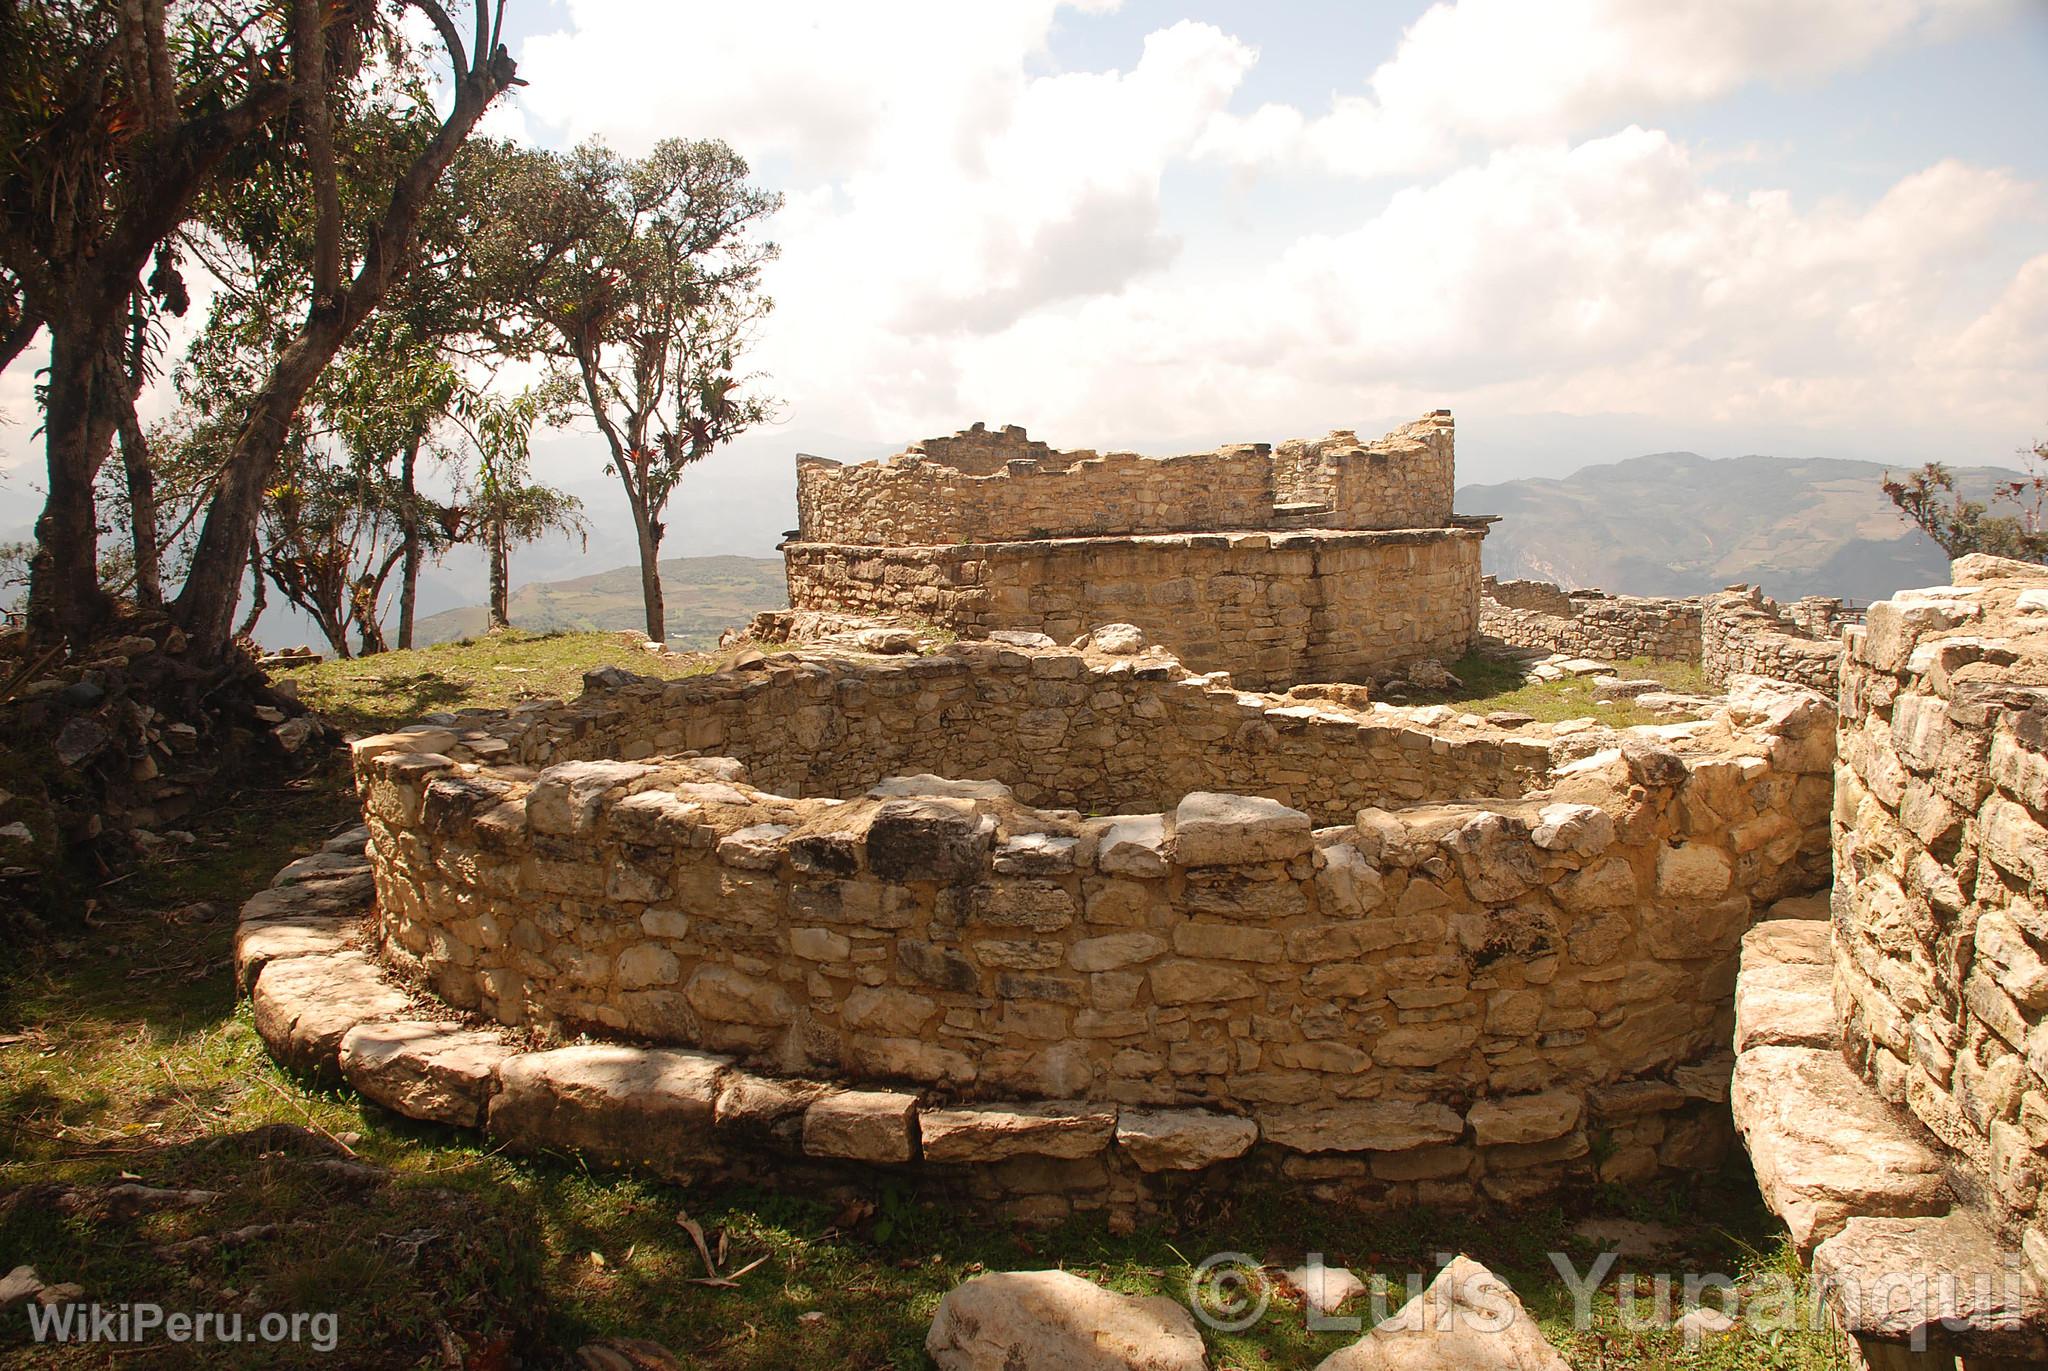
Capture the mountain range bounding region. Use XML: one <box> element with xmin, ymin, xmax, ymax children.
<box><xmin>410</xmin><ymin>554</ymin><xmax>787</xmax><ymax>649</ymax></box>
<box><xmin>1456</xmin><ymin>451</ymin><xmax>2019</xmax><ymax>603</ymax></box>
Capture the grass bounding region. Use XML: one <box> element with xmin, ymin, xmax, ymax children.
<box><xmin>0</xmin><ymin>634</ymin><xmax>1848</xmax><ymax>1369</ymax></box>
<box><xmin>270</xmin><ymin>629</ymin><xmax>730</xmax><ymax>734</ymax></box>
<box><xmin>1392</xmin><ymin>654</ymin><xmax>1713</xmax><ymax>729</ymax></box>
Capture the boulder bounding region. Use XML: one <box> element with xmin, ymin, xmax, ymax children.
<box><xmin>1314</xmin><ymin>1255</ymin><xmax>1570</xmax><ymax>1371</ymax></box>
<box><xmin>1115</xmin><ymin>1110</ymin><xmax>1259</xmax><ymax>1172</ymax></box>
<box><xmin>927</xmin><ymin>1269</ymin><xmax>1207</xmax><ymax>1371</ymax></box>
<box><xmin>338</xmin><ymin>1021</ymin><xmax>517</xmax><ymax>1128</ymax></box>
<box><xmin>487</xmin><ymin>1045</ymin><xmax>728</xmax><ymax>1175</ymax></box>
<box><xmin>250</xmin><ymin>950</ymin><xmax>412</xmax><ymax>1081</ymax></box>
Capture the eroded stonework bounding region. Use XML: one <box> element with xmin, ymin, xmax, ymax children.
<box><xmin>782</xmin><ymin>413</ymin><xmax>1487</xmax><ymax>688</ymax></box>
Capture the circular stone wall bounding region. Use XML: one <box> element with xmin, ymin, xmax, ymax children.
<box><xmin>341</xmin><ymin>638</ymin><xmax>1839</xmax><ymax>1209</ymax></box>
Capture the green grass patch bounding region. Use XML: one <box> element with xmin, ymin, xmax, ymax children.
<box><xmin>1392</xmin><ymin>653</ymin><xmax>1711</xmax><ymax>727</ymax></box>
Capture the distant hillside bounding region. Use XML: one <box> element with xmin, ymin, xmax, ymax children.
<box><xmin>1458</xmin><ymin>452</ymin><xmax>2027</xmax><ymax>603</ymax></box>
<box><xmin>414</xmin><ymin>555</ymin><xmax>786</xmax><ymax>649</ymax></box>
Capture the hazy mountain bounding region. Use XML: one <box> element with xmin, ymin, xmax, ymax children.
<box><xmin>412</xmin><ymin>555</ymin><xmax>787</xmax><ymax>649</ymax></box>
<box><xmin>1457</xmin><ymin>452</ymin><xmax>2026</xmax><ymax>603</ymax></box>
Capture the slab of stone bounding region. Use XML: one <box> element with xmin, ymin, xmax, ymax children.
<box><xmin>1097</xmin><ymin>815</ymin><xmax>1169</xmax><ymax>876</ymax></box>
<box><xmin>868</xmin><ymin>775</ymin><xmax>1015</xmax><ymax>802</ymax></box>
<box><xmin>1766</xmin><ymin>892</ymin><xmax>1831</xmax><ymax>921</ymax></box>
<box><xmin>1741</xmin><ymin>917</ymin><xmax>1831</xmax><ymax>967</ymax></box>
<box><xmin>1313</xmin><ymin>1255</ymin><xmax>1571</xmax><ymax>1371</ymax></box>
<box><xmin>1170</xmin><ymin>791</ymin><xmax>1312</xmax><ymax>867</ymax></box>
<box><xmin>1286</xmin><ymin>1263</ymin><xmax>1367</xmax><ymax>1317</ymax></box>
<box><xmin>927</xmin><ymin>1269</ymin><xmax>1206</xmax><ymax>1371</ymax></box>
<box><xmin>337</xmin><ymin>1021</ymin><xmax>517</xmax><ymax>1128</ymax></box>
<box><xmin>1467</xmin><ymin>1091</ymin><xmax>1582</xmax><ymax>1146</ymax></box>
<box><xmin>238</xmin><ymin>871</ymin><xmax>375</xmax><ymax>922</ymax></box>
<box><xmin>712</xmin><ymin>1071</ymin><xmax>823</xmax><ymax>1153</ymax></box>
<box><xmin>919</xmin><ymin>1103</ymin><xmax>1117</xmax><ymax>1163</ymax></box>
<box><xmin>1262</xmin><ymin>1100</ymin><xmax>1464</xmax><ymax>1154</ymax></box>
<box><xmin>250</xmin><ymin>950</ymin><xmax>412</xmax><ymax>1081</ymax></box>
<box><xmin>487</xmin><ymin>1045</ymin><xmax>728</xmax><ymax>1174</ymax></box>
<box><xmin>1593</xmin><ymin>677</ymin><xmax>1663</xmax><ymax>700</ymax></box>
<box><xmin>1115</xmin><ymin>1109</ymin><xmax>1259</xmax><ymax>1172</ymax></box>
<box><xmin>234</xmin><ymin>914</ymin><xmax>356</xmax><ymax>991</ymax></box>
<box><xmin>1734</xmin><ymin>961</ymin><xmax>1837</xmax><ymax>1053</ymax></box>
<box><xmin>1558</xmin><ymin>658</ymin><xmax>1618</xmax><ymax>677</ymax></box>
<box><xmin>271</xmin><ymin>850</ymin><xmax>371</xmax><ymax>887</ymax></box>
<box><xmin>1731</xmin><ymin>1045</ymin><xmax>1951</xmax><ymax>1252</ymax></box>
<box><xmin>802</xmin><ymin>1090</ymin><xmax>919</xmax><ymax>1163</ymax></box>
<box><xmin>1813</xmin><ymin>1212</ymin><xmax>2048</xmax><ymax>1359</ymax></box>
<box><xmin>864</xmin><ymin>799</ymin><xmax>996</xmax><ymax>882</ymax></box>
<box><xmin>715</xmin><ymin>822</ymin><xmax>791</xmax><ymax>870</ymax></box>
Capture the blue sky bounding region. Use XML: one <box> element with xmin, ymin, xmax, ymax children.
<box><xmin>3</xmin><ymin>0</ymin><xmax>2044</xmax><ymax>628</ymax></box>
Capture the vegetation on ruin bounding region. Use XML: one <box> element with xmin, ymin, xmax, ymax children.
<box><xmin>0</xmin><ymin>634</ymin><xmax>1849</xmax><ymax>1369</ymax></box>
<box><xmin>1397</xmin><ymin>653</ymin><xmax>1710</xmax><ymax>727</ymax></box>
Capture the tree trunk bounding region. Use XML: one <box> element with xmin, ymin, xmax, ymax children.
<box><xmin>173</xmin><ymin>327</ymin><xmax>339</xmax><ymax>654</ymax></box>
<box><xmin>26</xmin><ymin>325</ymin><xmax>119</xmax><ymax>643</ymax></box>
<box><xmin>237</xmin><ymin>535</ymin><xmax>266</xmax><ymax>640</ymax></box>
<box><xmin>396</xmin><ymin>437</ymin><xmax>422</xmax><ymax>649</ymax></box>
<box><xmin>634</xmin><ymin>514</ymin><xmax>665</xmax><ymax>643</ymax></box>
<box><xmin>119</xmin><ymin>309</ymin><xmax>162</xmax><ymax>609</ymax></box>
<box><xmin>487</xmin><ymin>516</ymin><xmax>509</xmax><ymax>631</ymax></box>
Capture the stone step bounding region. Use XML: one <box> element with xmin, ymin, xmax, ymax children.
<box><xmin>1813</xmin><ymin>1211</ymin><xmax>2048</xmax><ymax>1364</ymax></box>
<box><xmin>1731</xmin><ymin>1045</ymin><xmax>1951</xmax><ymax>1253</ymax></box>
<box><xmin>1735</xmin><ymin>918</ymin><xmax>1838</xmax><ymax>1055</ymax></box>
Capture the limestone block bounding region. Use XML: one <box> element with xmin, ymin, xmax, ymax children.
<box><xmin>926</xmin><ymin>1269</ymin><xmax>1206</xmax><ymax>1371</ymax></box>
<box><xmin>234</xmin><ymin>914</ymin><xmax>355</xmax><ymax>992</ymax></box>
<box><xmin>683</xmin><ymin>965</ymin><xmax>792</xmax><ymax>1026</ymax></box>
<box><xmin>803</xmin><ymin>1089</ymin><xmax>919</xmax><ymax>1162</ymax></box>
<box><xmin>526</xmin><ymin>760</ymin><xmax>654</xmax><ymax>835</ymax></box>
<box><xmin>1068</xmin><ymin>933</ymin><xmax>1168</xmax><ymax>972</ymax></box>
<box><xmin>1097</xmin><ymin>815</ymin><xmax>1170</xmax><ymax>876</ymax></box>
<box><xmin>843</xmin><ymin>986</ymin><xmax>939</xmax><ymax>1035</ymax></box>
<box><xmin>1730</xmin><ymin>1045</ymin><xmax>1950</xmax><ymax>1252</ymax></box>
<box><xmin>1655</xmin><ymin>844</ymin><xmax>1733</xmax><ymax>899</ymax></box>
<box><xmin>1262</xmin><ymin>1100</ymin><xmax>1464</xmax><ymax>1153</ymax></box>
<box><xmin>251</xmin><ymin>949</ymin><xmax>413</xmax><ymax>1081</ymax></box>
<box><xmin>1148</xmin><ymin>960</ymin><xmax>1258</xmax><ymax>1004</ymax></box>
<box><xmin>488</xmin><ymin>1044</ymin><xmax>728</xmax><ymax>1173</ymax></box>
<box><xmin>1812</xmin><ymin>1212</ymin><xmax>2048</xmax><ymax>1361</ymax></box>
<box><xmin>338</xmin><ymin>1021</ymin><xmax>515</xmax><ymax>1128</ymax></box>
<box><xmin>919</xmin><ymin>1103</ymin><xmax>1117</xmax><ymax>1163</ymax></box>
<box><xmin>717</xmin><ymin>823</ymin><xmax>791</xmax><ymax>870</ymax></box>
<box><xmin>1114</xmin><ymin>1109</ymin><xmax>1259</xmax><ymax>1171</ymax></box>
<box><xmin>712</xmin><ymin>1072</ymin><xmax>823</xmax><ymax>1152</ymax></box>
<box><xmin>1734</xmin><ymin>962</ymin><xmax>1837</xmax><ymax>1053</ymax></box>
<box><xmin>1170</xmin><ymin>792</ymin><xmax>1312</xmax><ymax>866</ymax></box>
<box><xmin>866</xmin><ymin>798</ymin><xmax>996</xmax><ymax>882</ymax></box>
<box><xmin>1466</xmin><ymin>1091</ymin><xmax>1582</xmax><ymax>1146</ymax></box>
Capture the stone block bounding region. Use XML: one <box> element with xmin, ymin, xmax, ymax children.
<box><xmin>1170</xmin><ymin>792</ymin><xmax>1312</xmax><ymax>866</ymax></box>
<box><xmin>488</xmin><ymin>1045</ymin><xmax>728</xmax><ymax>1173</ymax></box>
<box><xmin>920</xmin><ymin>1103</ymin><xmax>1117</xmax><ymax>1163</ymax></box>
<box><xmin>338</xmin><ymin>1021</ymin><xmax>515</xmax><ymax>1128</ymax></box>
<box><xmin>803</xmin><ymin>1090</ymin><xmax>919</xmax><ymax>1162</ymax></box>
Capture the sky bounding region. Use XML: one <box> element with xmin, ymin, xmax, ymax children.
<box><xmin>3</xmin><ymin>0</ymin><xmax>2045</xmax><ymax>632</ymax></box>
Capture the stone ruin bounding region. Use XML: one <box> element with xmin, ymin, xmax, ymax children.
<box><xmin>233</xmin><ymin>412</ymin><xmax>2048</xmax><ymax>1366</ymax></box>
<box><xmin>782</xmin><ymin>412</ymin><xmax>1490</xmax><ymax>690</ymax></box>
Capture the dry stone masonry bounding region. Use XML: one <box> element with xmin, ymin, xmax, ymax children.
<box><xmin>783</xmin><ymin>413</ymin><xmax>1489</xmax><ymax>689</ymax></box>
<box><xmin>268</xmin><ymin>625</ymin><xmax>1843</xmax><ymax>1220</ymax></box>
<box><xmin>1481</xmin><ymin>578</ymin><xmax>1848</xmax><ymax>694</ymax></box>
<box><xmin>1728</xmin><ymin>554</ymin><xmax>2048</xmax><ymax>1367</ymax></box>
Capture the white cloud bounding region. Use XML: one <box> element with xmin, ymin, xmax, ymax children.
<box><xmin>1197</xmin><ymin>0</ymin><xmax>2009</xmax><ymax>179</ymax></box>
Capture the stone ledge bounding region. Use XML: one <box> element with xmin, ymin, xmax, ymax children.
<box><xmin>1814</xmin><ymin>1212</ymin><xmax>2048</xmax><ymax>1361</ymax></box>
<box><xmin>1731</xmin><ymin>1045</ymin><xmax>1950</xmax><ymax>1253</ymax></box>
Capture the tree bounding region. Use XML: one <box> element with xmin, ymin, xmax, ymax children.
<box><xmin>455</xmin><ymin>385</ymin><xmax>585</xmax><ymax>631</ymax></box>
<box><xmin>1882</xmin><ymin>441</ymin><xmax>2048</xmax><ymax>564</ymax></box>
<box><xmin>504</xmin><ymin>139</ymin><xmax>780</xmax><ymax>643</ymax></box>
<box><xmin>1</xmin><ymin>0</ymin><xmax>518</xmax><ymax>657</ymax></box>
<box><xmin>1</xmin><ymin>0</ymin><xmax>296</xmax><ymax>643</ymax></box>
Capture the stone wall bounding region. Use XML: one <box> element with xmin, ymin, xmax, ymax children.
<box><xmin>351</xmin><ymin>640</ymin><xmax>1835</xmax><ymax>1206</ymax></box>
<box><xmin>786</xmin><ymin>528</ymin><xmax>1487</xmax><ymax>691</ymax></box>
<box><xmin>1832</xmin><ymin>555</ymin><xmax>2048</xmax><ymax>1276</ymax></box>
<box><xmin>794</xmin><ymin>415</ymin><xmax>1457</xmax><ymax>547</ymax></box>
<box><xmin>1479</xmin><ymin>582</ymin><xmax>1703</xmax><ymax>663</ymax></box>
<box><xmin>1701</xmin><ymin>588</ymin><xmax>1842</xmax><ymax>693</ymax></box>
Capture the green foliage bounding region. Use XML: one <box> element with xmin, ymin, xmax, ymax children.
<box><xmin>1882</xmin><ymin>444</ymin><xmax>2048</xmax><ymax>563</ymax></box>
